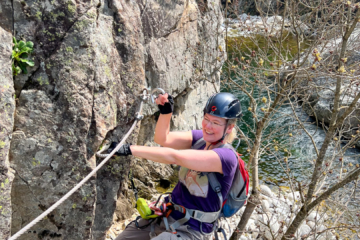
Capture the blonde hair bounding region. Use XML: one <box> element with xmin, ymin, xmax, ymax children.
<box><xmin>225</xmin><ymin>119</ymin><xmax>237</xmax><ymax>144</ymax></box>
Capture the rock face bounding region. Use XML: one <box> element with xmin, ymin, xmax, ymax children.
<box><xmin>0</xmin><ymin>2</ymin><xmax>15</xmax><ymax>239</ymax></box>
<box><xmin>1</xmin><ymin>0</ymin><xmax>225</xmax><ymax>239</ymax></box>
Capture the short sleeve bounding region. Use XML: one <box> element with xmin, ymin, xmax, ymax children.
<box><xmin>191</xmin><ymin>130</ymin><xmax>203</xmax><ymax>146</ymax></box>
<box><xmin>212</xmin><ymin>148</ymin><xmax>238</xmax><ymax>177</ymax></box>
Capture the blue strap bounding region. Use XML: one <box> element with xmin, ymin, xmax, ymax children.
<box><xmin>216</xmin><ymin>227</ymin><xmax>227</xmax><ymax>240</ymax></box>
<box><xmin>163</xmin><ymin>216</ymin><xmax>170</xmax><ymax>231</ymax></box>
<box><xmin>149</xmin><ymin>219</ymin><xmax>157</xmax><ymax>239</ymax></box>
<box><xmin>205</xmin><ymin>172</ymin><xmax>223</xmax><ymax>211</ymax></box>
<box><xmin>169</xmin><ymin>196</ymin><xmax>221</xmax><ymax>223</ymax></box>
<box><xmin>191</xmin><ymin>137</ymin><xmax>206</xmax><ymax>149</ymax></box>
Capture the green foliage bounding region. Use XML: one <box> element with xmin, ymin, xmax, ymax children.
<box><xmin>12</xmin><ymin>37</ymin><xmax>34</xmax><ymax>76</ymax></box>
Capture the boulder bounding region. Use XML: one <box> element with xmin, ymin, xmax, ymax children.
<box><xmin>286</xmin><ymin>191</ymin><xmax>301</xmax><ymax>203</ymax></box>
<box><xmin>296</xmin><ymin>224</ymin><xmax>311</xmax><ymax>238</ymax></box>
<box><xmin>246</xmin><ymin>219</ymin><xmax>256</xmax><ymax>231</ymax></box>
<box><xmin>260</xmin><ymin>184</ymin><xmax>274</xmax><ymax>197</ymax></box>
<box><xmin>303</xmin><ymin>52</ymin><xmax>360</xmax><ymax>149</ymax></box>
<box><xmin>307</xmin><ymin>220</ymin><xmax>315</xmax><ymax>229</ymax></box>
<box><xmin>270</xmin><ymin>218</ymin><xmax>280</xmax><ymax>233</ymax></box>
<box><xmin>261</xmin><ymin>199</ymin><xmax>271</xmax><ymax>213</ymax></box>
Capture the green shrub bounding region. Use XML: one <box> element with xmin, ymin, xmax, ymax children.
<box><xmin>12</xmin><ymin>37</ymin><xmax>34</xmax><ymax>76</ymax></box>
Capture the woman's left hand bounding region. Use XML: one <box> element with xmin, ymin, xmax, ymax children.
<box><xmin>107</xmin><ymin>143</ymin><xmax>133</xmax><ymax>156</ymax></box>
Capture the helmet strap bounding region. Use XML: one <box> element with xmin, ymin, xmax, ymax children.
<box><xmin>210</xmin><ymin>120</ymin><xmax>229</xmax><ymax>146</ymax></box>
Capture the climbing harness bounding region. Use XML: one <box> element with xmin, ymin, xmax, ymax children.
<box><xmin>9</xmin><ymin>87</ymin><xmax>165</xmax><ymax>240</ymax></box>
<box><xmin>139</xmin><ymin>139</ymin><xmax>249</xmax><ymax>239</ymax></box>
<box><xmin>130</xmin><ymin>138</ymin><xmax>248</xmax><ymax>239</ymax></box>
<box><xmin>123</xmin><ymin>193</ymin><xmax>178</xmax><ymax>239</ymax></box>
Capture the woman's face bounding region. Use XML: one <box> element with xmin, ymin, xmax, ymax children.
<box><xmin>202</xmin><ymin>113</ymin><xmax>230</xmax><ymax>143</ymax></box>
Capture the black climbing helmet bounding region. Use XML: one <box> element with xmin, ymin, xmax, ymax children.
<box><xmin>203</xmin><ymin>92</ymin><xmax>242</xmax><ymax>119</ymax></box>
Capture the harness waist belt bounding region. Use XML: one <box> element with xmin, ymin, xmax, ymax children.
<box><xmin>170</xmin><ymin>200</ymin><xmax>221</xmax><ymax>223</ymax></box>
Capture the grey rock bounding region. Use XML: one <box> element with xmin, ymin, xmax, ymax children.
<box><xmin>0</xmin><ymin>21</ymin><xmax>15</xmax><ymax>240</ymax></box>
<box><xmin>223</xmin><ymin>0</ymin><xmax>280</xmax><ymax>16</ymax></box>
<box><xmin>260</xmin><ymin>184</ymin><xmax>274</xmax><ymax>197</ymax></box>
<box><xmin>303</xmin><ymin>78</ymin><xmax>360</xmax><ymax>148</ymax></box>
<box><xmin>113</xmin><ymin>193</ymin><xmax>135</xmax><ymax>222</ymax></box>
<box><xmin>296</xmin><ymin>224</ymin><xmax>311</xmax><ymax>238</ymax></box>
<box><xmin>0</xmin><ymin>0</ymin><xmax>13</xmax><ymax>32</ymax></box>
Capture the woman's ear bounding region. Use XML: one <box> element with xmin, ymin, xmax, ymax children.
<box><xmin>226</xmin><ymin>124</ymin><xmax>235</xmax><ymax>134</ymax></box>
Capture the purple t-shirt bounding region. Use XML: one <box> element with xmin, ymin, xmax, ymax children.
<box><xmin>167</xmin><ymin>130</ymin><xmax>238</xmax><ymax>233</ymax></box>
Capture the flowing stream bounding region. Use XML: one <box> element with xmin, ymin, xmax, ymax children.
<box><xmin>223</xmin><ymin>20</ymin><xmax>360</xmax><ymax>187</ymax></box>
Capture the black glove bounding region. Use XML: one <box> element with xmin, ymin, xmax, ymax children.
<box><xmin>157</xmin><ymin>94</ymin><xmax>174</xmax><ymax>115</ymax></box>
<box><xmin>107</xmin><ymin>142</ymin><xmax>132</xmax><ymax>156</ymax></box>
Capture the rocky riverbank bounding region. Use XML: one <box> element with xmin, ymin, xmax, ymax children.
<box><xmin>105</xmin><ymin>185</ymin><xmax>335</xmax><ymax>240</ymax></box>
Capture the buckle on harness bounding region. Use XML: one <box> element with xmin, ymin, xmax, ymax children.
<box><xmin>164</xmin><ymin>203</ymin><xmax>173</xmax><ymax>217</ymax></box>
<box><xmin>169</xmin><ymin>225</ymin><xmax>177</xmax><ymax>234</ymax></box>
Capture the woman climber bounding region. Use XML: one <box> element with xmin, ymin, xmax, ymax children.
<box><xmin>113</xmin><ymin>92</ymin><xmax>243</xmax><ymax>240</ymax></box>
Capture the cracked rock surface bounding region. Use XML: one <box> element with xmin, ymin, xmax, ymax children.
<box><xmin>1</xmin><ymin>0</ymin><xmax>225</xmax><ymax>239</ymax></box>
<box><xmin>0</xmin><ymin>4</ymin><xmax>15</xmax><ymax>239</ymax></box>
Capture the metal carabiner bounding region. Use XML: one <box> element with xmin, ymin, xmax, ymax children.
<box><xmin>150</xmin><ymin>88</ymin><xmax>166</xmax><ymax>104</ymax></box>
<box><xmin>140</xmin><ymin>88</ymin><xmax>150</xmax><ymax>101</ymax></box>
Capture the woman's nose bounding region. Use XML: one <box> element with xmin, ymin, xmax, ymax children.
<box><xmin>205</xmin><ymin>121</ymin><xmax>213</xmax><ymax>128</ymax></box>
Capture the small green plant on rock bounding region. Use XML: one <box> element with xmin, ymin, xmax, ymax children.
<box><xmin>12</xmin><ymin>37</ymin><xmax>34</xmax><ymax>76</ymax></box>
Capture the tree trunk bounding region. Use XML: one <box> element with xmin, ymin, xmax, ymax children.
<box><xmin>281</xmin><ymin>207</ymin><xmax>308</xmax><ymax>240</ymax></box>
<box><xmin>230</xmin><ymin>191</ymin><xmax>261</xmax><ymax>240</ymax></box>
<box><xmin>231</xmin><ymin>124</ymin><xmax>263</xmax><ymax>239</ymax></box>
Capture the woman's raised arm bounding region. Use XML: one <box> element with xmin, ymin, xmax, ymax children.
<box><xmin>153</xmin><ymin>94</ymin><xmax>193</xmax><ymax>150</ymax></box>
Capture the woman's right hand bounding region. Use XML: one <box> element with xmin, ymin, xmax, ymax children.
<box><xmin>154</xmin><ymin>93</ymin><xmax>192</xmax><ymax>149</ymax></box>
<box><xmin>155</xmin><ymin>93</ymin><xmax>169</xmax><ymax>106</ymax></box>
<box><xmin>156</xmin><ymin>93</ymin><xmax>174</xmax><ymax>114</ymax></box>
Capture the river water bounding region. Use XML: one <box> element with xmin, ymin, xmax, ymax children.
<box><xmin>231</xmin><ymin>91</ymin><xmax>360</xmax><ymax>186</ymax></box>
<box><xmin>223</xmin><ymin>17</ymin><xmax>360</xmax><ymax>187</ymax></box>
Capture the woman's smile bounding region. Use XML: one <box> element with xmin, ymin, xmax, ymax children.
<box><xmin>202</xmin><ymin>114</ymin><xmax>227</xmax><ymax>142</ymax></box>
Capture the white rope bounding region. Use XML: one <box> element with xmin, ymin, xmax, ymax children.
<box><xmin>9</xmin><ymin>92</ymin><xmax>148</xmax><ymax>240</ymax></box>
<box><xmin>96</xmin><ymin>141</ymin><xmax>112</xmax><ymax>158</ymax></box>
